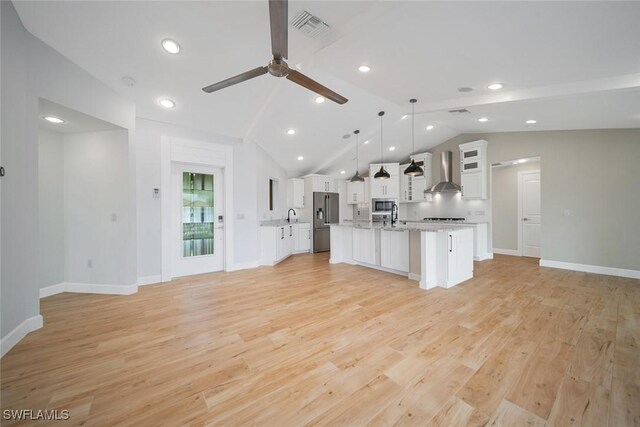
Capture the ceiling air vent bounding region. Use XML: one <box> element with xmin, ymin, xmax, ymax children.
<box><xmin>290</xmin><ymin>11</ymin><xmax>331</xmax><ymax>38</ymax></box>
<box><xmin>448</xmin><ymin>108</ymin><xmax>471</xmax><ymax>115</ymax></box>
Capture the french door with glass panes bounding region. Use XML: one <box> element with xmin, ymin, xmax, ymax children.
<box><xmin>172</xmin><ymin>164</ymin><xmax>224</xmax><ymax>277</ymax></box>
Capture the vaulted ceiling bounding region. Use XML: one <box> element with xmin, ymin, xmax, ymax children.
<box><xmin>14</xmin><ymin>1</ymin><xmax>640</xmax><ymax>178</ymax></box>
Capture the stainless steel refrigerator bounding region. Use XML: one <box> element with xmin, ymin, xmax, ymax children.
<box><xmin>313</xmin><ymin>192</ymin><xmax>339</xmax><ymax>253</ymax></box>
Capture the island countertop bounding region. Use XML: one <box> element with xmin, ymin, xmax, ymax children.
<box><xmin>331</xmin><ymin>221</ymin><xmax>474</xmax><ymax>233</ymax></box>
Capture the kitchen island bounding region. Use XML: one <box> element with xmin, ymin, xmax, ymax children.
<box><xmin>330</xmin><ymin>222</ymin><xmax>474</xmax><ymax>290</ymax></box>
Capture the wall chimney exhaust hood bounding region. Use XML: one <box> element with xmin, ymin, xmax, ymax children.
<box><xmin>427</xmin><ymin>151</ymin><xmax>462</xmax><ymax>193</ymax></box>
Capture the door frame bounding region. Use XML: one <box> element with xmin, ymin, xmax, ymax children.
<box><xmin>161</xmin><ymin>136</ymin><xmax>234</xmax><ymax>282</ymax></box>
<box><xmin>517</xmin><ymin>169</ymin><xmax>541</xmax><ymax>257</ymax></box>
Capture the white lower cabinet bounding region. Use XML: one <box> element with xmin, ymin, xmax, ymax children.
<box><xmin>445</xmin><ymin>228</ymin><xmax>474</xmax><ymax>287</ymax></box>
<box><xmin>380</xmin><ymin>229</ymin><xmax>409</xmax><ymax>272</ymax></box>
<box><xmin>261</xmin><ymin>223</ymin><xmax>311</xmax><ymax>265</ymax></box>
<box><xmin>352</xmin><ymin>227</ymin><xmax>378</xmax><ymax>265</ymax></box>
<box><xmin>294</xmin><ymin>223</ymin><xmax>311</xmax><ymax>253</ymax></box>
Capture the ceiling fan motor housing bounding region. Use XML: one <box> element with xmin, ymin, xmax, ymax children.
<box><xmin>268</xmin><ymin>58</ymin><xmax>289</xmax><ymax>77</ymax></box>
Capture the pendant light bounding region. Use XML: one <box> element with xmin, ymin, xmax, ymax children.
<box><xmin>350</xmin><ymin>130</ymin><xmax>365</xmax><ymax>182</ymax></box>
<box><xmin>374</xmin><ymin>111</ymin><xmax>391</xmax><ymax>180</ymax></box>
<box><xmin>404</xmin><ymin>99</ymin><xmax>424</xmax><ymax>176</ymax></box>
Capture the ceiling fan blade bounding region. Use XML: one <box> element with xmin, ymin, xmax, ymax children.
<box><xmin>269</xmin><ymin>0</ymin><xmax>288</xmax><ymax>60</ymax></box>
<box><xmin>286</xmin><ymin>70</ymin><xmax>348</xmax><ymax>104</ymax></box>
<box><xmin>202</xmin><ymin>66</ymin><xmax>268</xmax><ymax>93</ymax></box>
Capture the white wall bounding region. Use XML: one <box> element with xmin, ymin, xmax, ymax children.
<box><xmin>256</xmin><ymin>144</ymin><xmax>289</xmax><ymax>222</ymax></box>
<box><xmin>135</xmin><ymin>118</ymin><xmax>287</xmax><ymax>278</ymax></box>
<box><xmin>38</xmin><ymin>130</ymin><xmax>65</xmax><ymax>288</ymax></box>
<box><xmin>1</xmin><ymin>1</ymin><xmax>136</xmax><ymax>343</ymax></box>
<box><xmin>64</xmin><ymin>130</ymin><xmax>130</xmax><ymax>285</ymax></box>
<box><xmin>491</xmin><ymin>161</ymin><xmax>540</xmax><ymax>251</ymax></box>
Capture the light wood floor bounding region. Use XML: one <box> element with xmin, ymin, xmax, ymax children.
<box><xmin>1</xmin><ymin>254</ymin><xmax>639</xmax><ymax>426</ymax></box>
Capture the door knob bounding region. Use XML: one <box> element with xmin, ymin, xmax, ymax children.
<box><xmin>523</xmin><ymin>218</ymin><xmax>529</xmax><ymax>221</ymax></box>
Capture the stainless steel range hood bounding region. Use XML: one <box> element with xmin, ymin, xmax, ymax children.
<box><xmin>427</xmin><ymin>151</ymin><xmax>462</xmax><ymax>193</ymax></box>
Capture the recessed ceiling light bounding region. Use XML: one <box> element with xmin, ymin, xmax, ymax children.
<box><xmin>487</xmin><ymin>83</ymin><xmax>503</xmax><ymax>90</ymax></box>
<box><xmin>340</xmin><ymin>170</ymin><xmax>346</xmax><ymax>174</ymax></box>
<box><xmin>525</xmin><ymin>119</ymin><xmax>537</xmax><ymax>124</ymax></box>
<box><xmin>478</xmin><ymin>117</ymin><xmax>489</xmax><ymax>122</ymax></box>
<box><xmin>363</xmin><ymin>140</ymin><xmax>370</xmax><ymax>145</ymax></box>
<box><xmin>297</xmin><ymin>156</ymin><xmax>304</xmax><ymax>161</ymax></box>
<box><xmin>517</xmin><ymin>159</ymin><xmax>527</xmax><ymax>164</ymax></box>
<box><xmin>315</xmin><ymin>96</ymin><xmax>325</xmax><ymax>104</ymax></box>
<box><xmin>161</xmin><ymin>39</ymin><xmax>180</xmax><ymax>54</ymax></box>
<box><xmin>287</xmin><ymin>128</ymin><xmax>296</xmax><ymax>135</ymax></box>
<box><xmin>389</xmin><ymin>146</ymin><xmax>396</xmax><ymax>151</ymax></box>
<box><xmin>358</xmin><ymin>65</ymin><xmax>371</xmax><ymax>73</ymax></box>
<box><xmin>401</xmin><ymin>115</ymin><xmax>408</xmax><ymax>120</ymax></box>
<box><xmin>158</xmin><ymin>98</ymin><xmax>176</xmax><ymax>109</ymax></box>
<box><xmin>426</xmin><ymin>125</ymin><xmax>434</xmax><ymax>131</ymax></box>
<box><xmin>43</xmin><ymin>116</ymin><xmax>64</xmax><ymax>124</ymax></box>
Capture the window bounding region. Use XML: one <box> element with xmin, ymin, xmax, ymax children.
<box><xmin>182</xmin><ymin>172</ymin><xmax>214</xmax><ymax>257</ymax></box>
<box><xmin>269</xmin><ymin>178</ymin><xmax>279</xmax><ymax>211</ymax></box>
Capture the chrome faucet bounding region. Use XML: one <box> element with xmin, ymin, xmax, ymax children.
<box><xmin>287</xmin><ymin>208</ymin><xmax>297</xmax><ymax>223</ymax></box>
<box><xmin>391</xmin><ymin>203</ymin><xmax>398</xmax><ymax>227</ymax></box>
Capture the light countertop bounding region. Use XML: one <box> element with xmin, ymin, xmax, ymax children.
<box><xmin>332</xmin><ymin>221</ymin><xmax>474</xmax><ymax>233</ymax></box>
<box><xmin>260</xmin><ymin>220</ymin><xmax>310</xmax><ymax>227</ymax></box>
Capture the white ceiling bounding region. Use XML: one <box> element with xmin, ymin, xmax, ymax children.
<box><xmin>15</xmin><ymin>1</ymin><xmax>640</xmax><ymax>177</ymax></box>
<box><xmin>38</xmin><ymin>98</ymin><xmax>124</xmax><ymax>134</ymax></box>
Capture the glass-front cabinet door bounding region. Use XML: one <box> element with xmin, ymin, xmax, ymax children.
<box><xmin>182</xmin><ymin>172</ymin><xmax>215</xmax><ymax>257</ymax></box>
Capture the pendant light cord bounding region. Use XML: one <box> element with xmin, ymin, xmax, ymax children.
<box><xmin>410</xmin><ymin>99</ymin><xmax>417</xmax><ymax>158</ymax></box>
<box><xmin>355</xmin><ymin>130</ymin><xmax>359</xmax><ymax>170</ymax></box>
<box><xmin>379</xmin><ymin>111</ymin><xmax>385</xmax><ymax>163</ymax></box>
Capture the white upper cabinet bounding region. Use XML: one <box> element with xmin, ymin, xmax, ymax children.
<box><xmin>289</xmin><ymin>178</ymin><xmax>305</xmax><ymax>208</ymax></box>
<box><xmin>308</xmin><ymin>175</ymin><xmax>335</xmax><ymax>193</ymax></box>
<box><xmin>346</xmin><ymin>177</ymin><xmax>369</xmax><ymax>204</ymax></box>
<box><xmin>369</xmin><ymin>163</ymin><xmax>399</xmax><ymax>199</ymax></box>
<box><xmin>459</xmin><ymin>140</ymin><xmax>488</xmax><ymax>200</ymax></box>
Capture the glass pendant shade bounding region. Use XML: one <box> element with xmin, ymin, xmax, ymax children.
<box><xmin>404</xmin><ymin>159</ymin><xmax>423</xmax><ymax>177</ymax></box>
<box><xmin>404</xmin><ymin>98</ymin><xmax>424</xmax><ymax>177</ymax></box>
<box><xmin>374</xmin><ymin>165</ymin><xmax>390</xmax><ymax>179</ymax></box>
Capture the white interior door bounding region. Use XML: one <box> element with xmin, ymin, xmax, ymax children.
<box><xmin>520</xmin><ymin>171</ymin><xmax>541</xmax><ymax>258</ymax></box>
<box><xmin>172</xmin><ymin>164</ymin><xmax>224</xmax><ymax>278</ymax></box>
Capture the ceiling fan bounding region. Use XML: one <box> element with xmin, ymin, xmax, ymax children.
<box><xmin>201</xmin><ymin>0</ymin><xmax>348</xmax><ymax>104</ymax></box>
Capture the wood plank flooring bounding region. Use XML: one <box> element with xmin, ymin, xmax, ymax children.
<box><xmin>1</xmin><ymin>254</ymin><xmax>639</xmax><ymax>426</ymax></box>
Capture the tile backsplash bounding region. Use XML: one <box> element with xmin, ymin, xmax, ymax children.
<box><xmin>353</xmin><ymin>205</ymin><xmax>370</xmax><ymax>221</ymax></box>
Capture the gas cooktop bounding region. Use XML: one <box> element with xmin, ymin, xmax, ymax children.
<box><xmin>423</xmin><ymin>217</ymin><xmax>466</xmax><ymax>222</ymax></box>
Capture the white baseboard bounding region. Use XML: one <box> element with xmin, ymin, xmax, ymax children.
<box><xmin>474</xmin><ymin>253</ymin><xmax>494</xmax><ymax>261</ymax></box>
<box><xmin>227</xmin><ymin>260</ymin><xmax>261</xmax><ymax>272</ymax></box>
<box><xmin>40</xmin><ymin>282</ymin><xmax>138</xmax><ymax>298</ymax></box>
<box><xmin>493</xmin><ymin>248</ymin><xmax>521</xmax><ymax>257</ymax></box>
<box><xmin>138</xmin><ymin>275</ymin><xmax>162</xmax><ymax>286</ymax></box>
<box><xmin>1</xmin><ymin>315</ymin><xmax>43</xmax><ymax>358</ymax></box>
<box><xmin>408</xmin><ymin>273</ymin><xmax>421</xmax><ymax>281</ymax></box>
<box><xmin>39</xmin><ymin>283</ymin><xmax>66</xmax><ymax>298</ymax></box>
<box><xmin>540</xmin><ymin>259</ymin><xmax>640</xmax><ymax>280</ymax></box>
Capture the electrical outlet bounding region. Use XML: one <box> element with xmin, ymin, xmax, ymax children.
<box><xmin>236</xmin><ymin>213</ymin><xmax>245</xmax><ymax>220</ymax></box>
<box><xmin>153</xmin><ymin>188</ymin><xmax>160</xmax><ymax>198</ymax></box>
<box><xmin>563</xmin><ymin>208</ymin><xmax>571</xmax><ymax>216</ymax></box>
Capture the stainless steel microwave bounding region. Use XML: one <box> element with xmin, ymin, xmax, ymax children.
<box><xmin>372</xmin><ymin>198</ymin><xmax>396</xmax><ymax>213</ymax></box>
